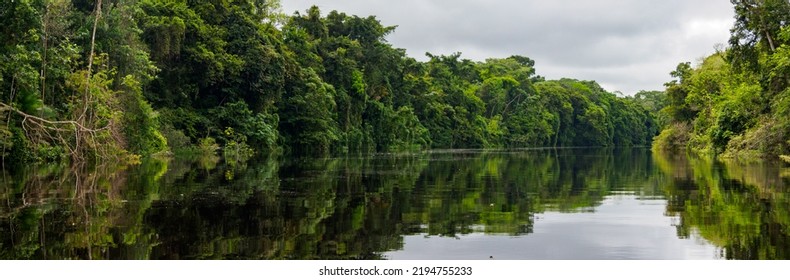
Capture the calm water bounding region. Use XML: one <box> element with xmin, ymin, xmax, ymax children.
<box><xmin>1</xmin><ymin>148</ymin><xmax>789</xmax><ymax>259</ymax></box>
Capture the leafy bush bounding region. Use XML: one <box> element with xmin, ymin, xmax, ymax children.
<box><xmin>198</xmin><ymin>137</ymin><xmax>220</xmax><ymax>156</ymax></box>
<box><xmin>209</xmin><ymin>101</ymin><xmax>278</xmax><ymax>153</ymax></box>
<box><xmin>120</xmin><ymin>75</ymin><xmax>168</xmax><ymax>156</ymax></box>
<box><xmin>159</xmin><ymin>123</ymin><xmax>191</xmax><ymax>153</ymax></box>
<box><xmin>652</xmin><ymin>122</ymin><xmax>691</xmax><ymax>151</ymax></box>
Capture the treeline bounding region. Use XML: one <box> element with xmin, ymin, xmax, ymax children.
<box><xmin>1</xmin><ymin>0</ymin><xmax>658</xmax><ymax>166</ymax></box>
<box><xmin>654</xmin><ymin>0</ymin><xmax>790</xmax><ymax>159</ymax></box>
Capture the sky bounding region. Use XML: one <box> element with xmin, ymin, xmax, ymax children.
<box><xmin>279</xmin><ymin>0</ymin><xmax>735</xmax><ymax>95</ymax></box>
<box><xmin>385</xmin><ymin>196</ymin><xmax>718</xmax><ymax>260</ymax></box>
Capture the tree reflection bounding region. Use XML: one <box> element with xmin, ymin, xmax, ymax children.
<box><xmin>655</xmin><ymin>150</ymin><xmax>790</xmax><ymax>259</ymax></box>
<box><xmin>0</xmin><ymin>161</ymin><xmax>156</xmax><ymax>259</ymax></box>
<box><xmin>7</xmin><ymin>148</ymin><xmax>787</xmax><ymax>259</ymax></box>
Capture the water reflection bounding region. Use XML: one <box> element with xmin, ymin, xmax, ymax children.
<box><xmin>655</xmin><ymin>152</ymin><xmax>790</xmax><ymax>259</ymax></box>
<box><xmin>1</xmin><ymin>148</ymin><xmax>788</xmax><ymax>259</ymax></box>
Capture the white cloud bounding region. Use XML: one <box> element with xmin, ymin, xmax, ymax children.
<box><xmin>280</xmin><ymin>0</ymin><xmax>735</xmax><ymax>95</ymax></box>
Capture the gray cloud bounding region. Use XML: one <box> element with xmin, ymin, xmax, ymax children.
<box><xmin>280</xmin><ymin>0</ymin><xmax>734</xmax><ymax>95</ymax></box>
<box><xmin>384</xmin><ymin>196</ymin><xmax>719</xmax><ymax>259</ymax></box>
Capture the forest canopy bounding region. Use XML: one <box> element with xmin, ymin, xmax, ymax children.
<box><xmin>653</xmin><ymin>0</ymin><xmax>790</xmax><ymax>160</ymax></box>
<box><xmin>3</xmin><ymin>0</ymin><xmax>662</xmax><ymax>167</ymax></box>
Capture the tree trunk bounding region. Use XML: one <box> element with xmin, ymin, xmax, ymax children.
<box><xmin>41</xmin><ymin>27</ymin><xmax>48</xmax><ymax>109</ymax></box>
<box><xmin>81</xmin><ymin>0</ymin><xmax>102</xmax><ymax>122</ymax></box>
<box><xmin>765</xmin><ymin>30</ymin><xmax>776</xmax><ymax>52</ymax></box>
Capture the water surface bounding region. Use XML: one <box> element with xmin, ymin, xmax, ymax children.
<box><xmin>1</xmin><ymin>148</ymin><xmax>788</xmax><ymax>259</ymax></box>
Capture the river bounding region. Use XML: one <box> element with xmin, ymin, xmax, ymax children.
<box><xmin>1</xmin><ymin>148</ymin><xmax>788</xmax><ymax>259</ymax></box>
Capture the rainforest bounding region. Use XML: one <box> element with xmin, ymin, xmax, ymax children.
<box><xmin>2</xmin><ymin>0</ymin><xmax>790</xmax><ymax>261</ymax></box>
<box><xmin>1</xmin><ymin>0</ymin><xmax>665</xmax><ymax>165</ymax></box>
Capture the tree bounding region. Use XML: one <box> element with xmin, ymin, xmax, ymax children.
<box><xmin>728</xmin><ymin>0</ymin><xmax>790</xmax><ymax>70</ymax></box>
<box><xmin>279</xmin><ymin>68</ymin><xmax>338</xmax><ymax>156</ymax></box>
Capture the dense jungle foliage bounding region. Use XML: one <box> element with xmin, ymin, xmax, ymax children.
<box><xmin>653</xmin><ymin>0</ymin><xmax>790</xmax><ymax>161</ymax></box>
<box><xmin>25</xmin><ymin>0</ymin><xmax>790</xmax><ymax>167</ymax></box>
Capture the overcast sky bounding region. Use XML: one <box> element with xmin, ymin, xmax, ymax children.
<box><xmin>279</xmin><ymin>0</ymin><xmax>735</xmax><ymax>95</ymax></box>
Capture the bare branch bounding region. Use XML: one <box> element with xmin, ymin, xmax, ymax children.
<box><xmin>0</xmin><ymin>102</ymin><xmax>111</xmax><ymax>133</ymax></box>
